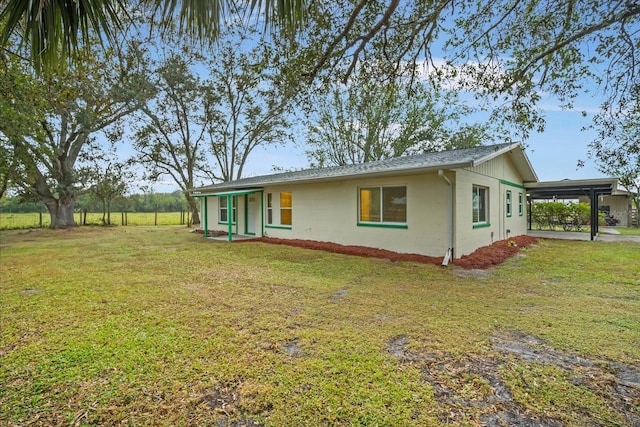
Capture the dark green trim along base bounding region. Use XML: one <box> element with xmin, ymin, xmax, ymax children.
<box><xmin>357</xmin><ymin>222</ymin><xmax>408</xmax><ymax>229</ymax></box>
<box><xmin>265</xmin><ymin>225</ymin><xmax>292</xmax><ymax>230</ymax></box>
<box><xmin>472</xmin><ymin>223</ymin><xmax>491</xmax><ymax>229</ymax></box>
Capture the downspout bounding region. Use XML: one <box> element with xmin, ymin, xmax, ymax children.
<box><xmin>438</xmin><ymin>170</ymin><xmax>453</xmax><ymax>266</ymax></box>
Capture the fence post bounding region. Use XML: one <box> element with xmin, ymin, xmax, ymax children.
<box><xmin>39</xmin><ymin>212</ymin><xmax>43</xmax><ymax>228</ymax></box>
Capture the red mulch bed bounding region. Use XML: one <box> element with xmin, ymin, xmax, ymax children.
<box><xmin>229</xmin><ymin>234</ymin><xmax>538</xmax><ymax>270</ymax></box>
<box><xmin>452</xmin><ymin>235</ymin><xmax>538</xmax><ymax>269</ymax></box>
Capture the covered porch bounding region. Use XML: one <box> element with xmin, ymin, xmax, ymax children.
<box><xmin>192</xmin><ymin>188</ymin><xmax>264</xmax><ymax>241</ymax></box>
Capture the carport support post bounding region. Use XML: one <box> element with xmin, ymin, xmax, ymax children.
<box><xmin>590</xmin><ymin>188</ymin><xmax>598</xmax><ymax>241</ymax></box>
<box><xmin>527</xmin><ymin>195</ymin><xmax>532</xmax><ymax>230</ymax></box>
<box><xmin>227</xmin><ymin>195</ymin><xmax>232</xmax><ymax>241</ymax></box>
<box><xmin>203</xmin><ymin>197</ymin><xmax>208</xmax><ymax>237</ymax></box>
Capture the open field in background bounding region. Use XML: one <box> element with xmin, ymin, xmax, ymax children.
<box><xmin>0</xmin><ymin>212</ymin><xmax>189</xmax><ymax>229</ymax></box>
<box><xmin>1</xmin><ymin>226</ymin><xmax>639</xmax><ymax>426</ymax></box>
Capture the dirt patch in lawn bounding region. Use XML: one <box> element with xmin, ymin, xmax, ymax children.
<box><xmin>387</xmin><ymin>331</ymin><xmax>640</xmax><ymax>426</ymax></box>
<box><xmin>196</xmin><ymin>382</ymin><xmax>265</xmax><ymax>426</ymax></box>
<box><xmin>237</xmin><ymin>235</ymin><xmax>537</xmax><ymax>269</ymax></box>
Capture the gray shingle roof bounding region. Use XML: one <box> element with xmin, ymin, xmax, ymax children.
<box><xmin>191</xmin><ymin>143</ymin><xmax>524</xmax><ymax>193</ymax></box>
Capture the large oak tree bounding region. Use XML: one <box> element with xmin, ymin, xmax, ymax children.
<box><xmin>0</xmin><ymin>42</ymin><xmax>152</xmax><ymax>227</ymax></box>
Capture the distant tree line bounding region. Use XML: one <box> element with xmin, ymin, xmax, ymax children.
<box><xmin>0</xmin><ymin>191</ymin><xmax>189</xmax><ymax>214</ymax></box>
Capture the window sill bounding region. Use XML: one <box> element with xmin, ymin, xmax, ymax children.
<box><xmin>265</xmin><ymin>225</ymin><xmax>292</xmax><ymax>230</ymax></box>
<box><xmin>472</xmin><ymin>223</ymin><xmax>491</xmax><ymax>229</ymax></box>
<box><xmin>357</xmin><ymin>222</ymin><xmax>408</xmax><ymax>229</ymax></box>
<box><xmin>218</xmin><ymin>221</ymin><xmax>236</xmax><ymax>225</ymax></box>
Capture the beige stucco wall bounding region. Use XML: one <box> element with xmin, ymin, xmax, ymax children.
<box><xmin>604</xmin><ymin>195</ymin><xmax>632</xmax><ymax>227</ymax></box>
<box><xmin>455</xmin><ymin>156</ymin><xmax>528</xmax><ymax>257</ymax></box>
<box><xmin>261</xmin><ymin>173</ymin><xmax>451</xmax><ymax>257</ymax></box>
<box><xmin>578</xmin><ymin>194</ymin><xmax>632</xmax><ymax>227</ymax></box>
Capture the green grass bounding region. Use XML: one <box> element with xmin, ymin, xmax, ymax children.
<box><xmin>1</xmin><ymin>227</ymin><xmax>638</xmax><ymax>426</ymax></box>
<box><xmin>0</xmin><ymin>212</ymin><xmax>187</xmax><ymax>229</ymax></box>
<box><xmin>611</xmin><ymin>226</ymin><xmax>640</xmax><ymax>235</ymax></box>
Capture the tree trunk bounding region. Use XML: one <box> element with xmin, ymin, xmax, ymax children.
<box><xmin>45</xmin><ymin>197</ymin><xmax>77</xmax><ymax>228</ymax></box>
<box><xmin>187</xmin><ymin>195</ymin><xmax>200</xmax><ymax>225</ymax></box>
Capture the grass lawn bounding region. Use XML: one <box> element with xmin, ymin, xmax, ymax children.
<box><xmin>611</xmin><ymin>226</ymin><xmax>640</xmax><ymax>236</ymax></box>
<box><xmin>1</xmin><ymin>226</ymin><xmax>638</xmax><ymax>426</ymax></box>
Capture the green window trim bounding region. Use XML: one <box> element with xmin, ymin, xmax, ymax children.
<box><xmin>472</xmin><ymin>223</ymin><xmax>491</xmax><ymax>229</ymax></box>
<box><xmin>506</xmin><ymin>190</ymin><xmax>512</xmax><ymax>218</ymax></box>
<box><xmin>500</xmin><ymin>179</ymin><xmax>526</xmax><ymax>189</ymax></box>
<box><xmin>266</xmin><ymin>192</ymin><xmax>292</xmax><ymax>227</ymax></box>
<box><xmin>265</xmin><ymin>225</ymin><xmax>293</xmax><ymax>230</ymax></box>
<box><xmin>357</xmin><ymin>222</ymin><xmax>408</xmax><ymax>229</ymax></box>
<box><xmin>518</xmin><ymin>192</ymin><xmax>524</xmax><ymax>216</ymax></box>
<box><xmin>358</xmin><ymin>185</ymin><xmax>407</xmax><ymax>224</ymax></box>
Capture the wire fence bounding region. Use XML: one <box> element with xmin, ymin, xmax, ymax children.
<box><xmin>0</xmin><ymin>211</ymin><xmax>192</xmax><ymax>230</ymax></box>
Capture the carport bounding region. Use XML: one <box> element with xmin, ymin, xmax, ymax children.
<box><xmin>526</xmin><ymin>178</ymin><xmax>618</xmax><ymax>241</ymax></box>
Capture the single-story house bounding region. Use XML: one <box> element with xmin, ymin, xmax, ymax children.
<box><xmin>190</xmin><ymin>142</ymin><xmax>539</xmax><ymax>261</ymax></box>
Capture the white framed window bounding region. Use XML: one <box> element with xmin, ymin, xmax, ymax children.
<box><xmin>472</xmin><ymin>185</ymin><xmax>489</xmax><ymax>227</ymax></box>
<box><xmin>506</xmin><ymin>190</ymin><xmax>512</xmax><ymax>217</ymax></box>
<box><xmin>266</xmin><ymin>192</ymin><xmax>292</xmax><ymax>228</ymax></box>
<box><xmin>267</xmin><ymin>193</ymin><xmax>273</xmax><ymax>224</ymax></box>
<box><xmin>218</xmin><ymin>196</ymin><xmax>236</xmax><ymax>224</ymax></box>
<box><xmin>358</xmin><ymin>186</ymin><xmax>407</xmax><ymax>227</ymax></box>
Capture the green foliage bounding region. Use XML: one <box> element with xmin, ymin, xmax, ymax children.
<box><xmin>131</xmin><ymin>39</ymin><xmax>210</xmax><ymax>224</ymax></box>
<box><xmin>305</xmin><ymin>65</ymin><xmax>489</xmax><ymax>167</ymax></box>
<box><xmin>0</xmin><ymin>48</ymin><xmax>48</xmax><ymax>198</ymax></box>
<box><xmin>0</xmin><ymin>1</ymin><xmax>306</xmax><ymax>74</ymax></box>
<box><xmin>531</xmin><ymin>202</ymin><xmax>591</xmax><ymax>231</ymax></box>
<box><xmin>0</xmin><ymin>32</ymin><xmax>154</xmax><ymax>228</ymax></box>
<box><xmin>590</xmin><ymin>84</ymin><xmax>640</xmax><ymax>210</ymax></box>
<box><xmin>3</xmin><ymin>0</ymin><xmax>638</xmax><ymax>151</ymax></box>
<box><xmin>296</xmin><ymin>0</ymin><xmax>639</xmax><ymax>142</ymax></box>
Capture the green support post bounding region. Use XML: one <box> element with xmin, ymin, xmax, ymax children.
<box><xmin>260</xmin><ymin>191</ymin><xmax>264</xmax><ymax>237</ymax></box>
<box><xmin>227</xmin><ymin>195</ymin><xmax>233</xmax><ymax>241</ymax></box>
<box><xmin>203</xmin><ymin>196</ymin><xmax>208</xmax><ymax>237</ymax></box>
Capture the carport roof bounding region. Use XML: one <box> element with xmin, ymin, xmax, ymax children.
<box><xmin>526</xmin><ymin>178</ymin><xmax>618</xmax><ymax>198</ymax></box>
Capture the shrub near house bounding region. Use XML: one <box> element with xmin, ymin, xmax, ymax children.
<box><xmin>531</xmin><ymin>202</ymin><xmax>592</xmax><ymax>231</ymax></box>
